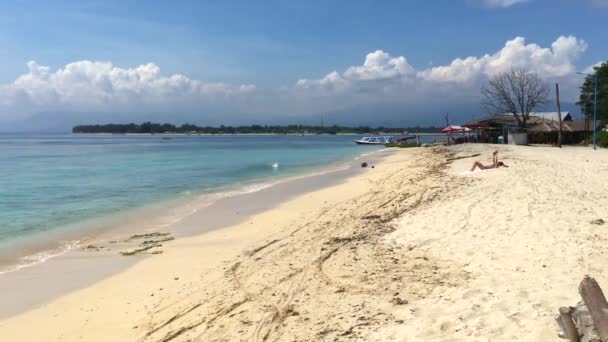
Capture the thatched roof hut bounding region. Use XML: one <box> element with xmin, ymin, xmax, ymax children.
<box><xmin>463</xmin><ymin>114</ymin><xmax>518</xmax><ymax>128</ymax></box>
<box><xmin>463</xmin><ymin>113</ymin><xmax>596</xmax><ymax>145</ymax></box>
<box><xmin>528</xmin><ymin>120</ymin><xmax>574</xmax><ymax>133</ymax></box>
<box><xmin>464</xmin><ymin>112</ymin><xmax>573</xmax><ymax>130</ymax></box>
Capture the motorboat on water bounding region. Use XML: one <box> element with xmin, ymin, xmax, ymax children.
<box><xmin>353</xmin><ymin>136</ymin><xmax>393</xmax><ymax>145</ymax></box>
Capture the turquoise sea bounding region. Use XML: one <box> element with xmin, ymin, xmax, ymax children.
<box><xmin>0</xmin><ymin>134</ymin><xmax>381</xmax><ymax>258</ymax></box>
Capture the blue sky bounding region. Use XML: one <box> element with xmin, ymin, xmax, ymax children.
<box><xmin>0</xmin><ymin>0</ymin><xmax>606</xmax><ymax>129</ymax></box>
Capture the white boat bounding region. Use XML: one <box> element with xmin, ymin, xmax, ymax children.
<box><xmin>354</xmin><ymin>136</ymin><xmax>393</xmax><ymax>145</ymax></box>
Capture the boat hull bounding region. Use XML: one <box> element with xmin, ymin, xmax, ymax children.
<box><xmin>354</xmin><ymin>140</ymin><xmax>388</xmax><ymax>145</ymax></box>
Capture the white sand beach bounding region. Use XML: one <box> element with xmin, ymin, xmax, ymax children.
<box><xmin>1</xmin><ymin>145</ymin><xmax>607</xmax><ymax>341</ymax></box>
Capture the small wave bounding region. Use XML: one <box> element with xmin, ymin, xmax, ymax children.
<box><xmin>356</xmin><ymin>147</ymin><xmax>394</xmax><ymax>159</ymax></box>
<box><xmin>197</xmin><ymin>182</ymin><xmax>278</xmax><ymax>202</ymax></box>
<box><xmin>0</xmin><ymin>240</ymin><xmax>80</xmax><ymax>275</ymax></box>
<box><xmin>157</xmin><ymin>180</ymin><xmax>280</xmax><ymax>229</ymax></box>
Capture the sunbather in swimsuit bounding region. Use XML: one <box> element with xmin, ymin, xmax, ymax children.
<box><xmin>470</xmin><ymin>150</ymin><xmax>505</xmax><ymax>171</ymax></box>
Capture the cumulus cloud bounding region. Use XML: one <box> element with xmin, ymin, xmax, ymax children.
<box><xmin>479</xmin><ymin>0</ymin><xmax>529</xmax><ymax>8</ymax></box>
<box><xmin>583</xmin><ymin>61</ymin><xmax>605</xmax><ymax>74</ymax></box>
<box><xmin>591</xmin><ymin>0</ymin><xmax>608</xmax><ymax>7</ymax></box>
<box><xmin>0</xmin><ymin>35</ymin><xmax>592</xmax><ymax>126</ymax></box>
<box><xmin>296</xmin><ymin>71</ymin><xmax>347</xmax><ymax>91</ymax></box>
<box><xmin>419</xmin><ymin>36</ymin><xmax>587</xmax><ymax>83</ymax></box>
<box><xmin>296</xmin><ymin>50</ymin><xmax>414</xmax><ymax>91</ymax></box>
<box><xmin>296</xmin><ymin>36</ymin><xmax>587</xmax><ymax>98</ymax></box>
<box><xmin>0</xmin><ymin>60</ymin><xmax>255</xmax><ymax>118</ymax></box>
<box><xmin>289</xmin><ymin>35</ymin><xmax>592</xmax><ymax>122</ymax></box>
<box><xmin>476</xmin><ymin>0</ymin><xmax>606</xmax><ymax>9</ymax></box>
<box><xmin>343</xmin><ymin>50</ymin><xmax>414</xmax><ymax>81</ymax></box>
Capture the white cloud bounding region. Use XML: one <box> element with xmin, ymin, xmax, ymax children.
<box><xmin>296</xmin><ymin>50</ymin><xmax>414</xmax><ymax>91</ymax></box>
<box><xmin>294</xmin><ymin>35</ymin><xmax>588</xmax><ymax>111</ymax></box>
<box><xmin>344</xmin><ymin>50</ymin><xmax>414</xmax><ymax>81</ymax></box>
<box><xmin>419</xmin><ymin>36</ymin><xmax>587</xmax><ymax>83</ymax></box>
<box><xmin>480</xmin><ymin>0</ymin><xmax>529</xmax><ymax>8</ymax></box>
<box><xmin>583</xmin><ymin>61</ymin><xmax>604</xmax><ymax>74</ymax></box>
<box><xmin>298</xmin><ymin>35</ymin><xmax>586</xmax><ymax>89</ymax></box>
<box><xmin>296</xmin><ymin>71</ymin><xmax>347</xmax><ymax>91</ymax></box>
<box><xmin>0</xmin><ymin>35</ymin><xmax>592</xmax><ymax>125</ymax></box>
<box><xmin>418</xmin><ymin>56</ymin><xmax>487</xmax><ymax>84</ymax></box>
<box><xmin>0</xmin><ymin>60</ymin><xmax>255</xmax><ymax>118</ymax></box>
<box><xmin>591</xmin><ymin>0</ymin><xmax>608</xmax><ymax>7</ymax></box>
<box><xmin>476</xmin><ymin>0</ymin><xmax>607</xmax><ymax>9</ymax></box>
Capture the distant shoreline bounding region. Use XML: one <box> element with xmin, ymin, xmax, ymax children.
<box><xmin>71</xmin><ymin>132</ymin><xmax>448</xmax><ymax>137</ymax></box>
<box><xmin>71</xmin><ymin>122</ymin><xmax>441</xmax><ymax>135</ymax></box>
<box><xmin>72</xmin><ymin>132</ymin><xmax>368</xmax><ymax>136</ymax></box>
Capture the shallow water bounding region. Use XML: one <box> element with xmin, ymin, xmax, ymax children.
<box><xmin>0</xmin><ymin>134</ymin><xmax>381</xmax><ymax>253</ymax></box>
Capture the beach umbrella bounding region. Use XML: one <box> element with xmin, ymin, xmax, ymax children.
<box><xmin>441</xmin><ymin>125</ymin><xmax>471</xmax><ymax>133</ymax></box>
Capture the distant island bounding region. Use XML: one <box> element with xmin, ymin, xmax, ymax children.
<box><xmin>72</xmin><ymin>122</ymin><xmax>441</xmax><ymax>135</ymax></box>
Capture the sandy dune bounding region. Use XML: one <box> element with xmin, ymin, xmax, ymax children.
<box><xmin>1</xmin><ymin>145</ymin><xmax>607</xmax><ymax>341</ymax></box>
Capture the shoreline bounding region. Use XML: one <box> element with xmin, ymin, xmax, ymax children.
<box><xmin>0</xmin><ymin>145</ymin><xmax>383</xmax><ymax>275</ymax></box>
<box><xmin>2</xmin><ymin>145</ymin><xmax>607</xmax><ymax>341</ymax></box>
<box><xmin>71</xmin><ymin>132</ymin><xmax>375</xmax><ymax>136</ymax></box>
<box><xmin>0</xmin><ymin>148</ymin><xmax>392</xmax><ymax>318</ymax></box>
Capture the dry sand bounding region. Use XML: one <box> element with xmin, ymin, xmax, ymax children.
<box><xmin>1</xmin><ymin>145</ymin><xmax>607</xmax><ymax>341</ymax></box>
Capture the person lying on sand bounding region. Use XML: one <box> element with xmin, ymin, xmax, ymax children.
<box><xmin>470</xmin><ymin>150</ymin><xmax>506</xmax><ymax>171</ymax></box>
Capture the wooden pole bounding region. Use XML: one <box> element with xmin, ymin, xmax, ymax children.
<box><xmin>558</xmin><ymin>307</ymin><xmax>580</xmax><ymax>342</ymax></box>
<box><xmin>556</xmin><ymin>83</ymin><xmax>563</xmax><ymax>148</ymax></box>
<box><xmin>444</xmin><ymin>113</ymin><xmax>451</xmax><ymax>145</ymax></box>
<box><xmin>584</xmin><ymin>109</ymin><xmax>589</xmax><ymax>146</ymax></box>
<box><xmin>579</xmin><ymin>275</ymin><xmax>608</xmax><ymax>341</ymax></box>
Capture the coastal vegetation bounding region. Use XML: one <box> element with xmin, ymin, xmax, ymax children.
<box><xmin>577</xmin><ymin>61</ymin><xmax>607</xmax><ymax>147</ymax></box>
<box><xmin>72</xmin><ymin>122</ymin><xmax>441</xmax><ymax>135</ymax></box>
<box><xmin>577</xmin><ymin>61</ymin><xmax>608</xmax><ymax>122</ymax></box>
<box><xmin>598</xmin><ymin>130</ymin><xmax>608</xmax><ymax>148</ymax></box>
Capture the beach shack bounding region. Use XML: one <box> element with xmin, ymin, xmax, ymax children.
<box><xmin>462</xmin><ymin>112</ymin><xmax>595</xmax><ymax>145</ymax></box>
<box><xmin>531</xmin><ymin>121</ymin><xmax>602</xmax><ymax>145</ymax></box>
<box><xmin>463</xmin><ymin>114</ymin><xmax>522</xmax><ymax>144</ymax></box>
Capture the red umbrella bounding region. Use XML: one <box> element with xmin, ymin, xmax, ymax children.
<box><xmin>441</xmin><ymin>125</ymin><xmax>471</xmax><ymax>133</ymax></box>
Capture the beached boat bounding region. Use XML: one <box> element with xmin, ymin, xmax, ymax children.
<box><xmin>354</xmin><ymin>136</ymin><xmax>393</xmax><ymax>145</ymax></box>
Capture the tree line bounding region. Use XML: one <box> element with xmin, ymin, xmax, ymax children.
<box><xmin>578</xmin><ymin>61</ymin><xmax>607</xmax><ymax>122</ymax></box>
<box><xmin>72</xmin><ymin>122</ymin><xmax>441</xmax><ymax>135</ymax></box>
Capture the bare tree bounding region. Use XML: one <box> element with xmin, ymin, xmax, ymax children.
<box><xmin>481</xmin><ymin>68</ymin><xmax>549</xmax><ymax>128</ymax></box>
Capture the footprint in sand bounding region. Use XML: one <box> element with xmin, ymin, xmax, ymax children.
<box><xmin>439</xmin><ymin>321</ymin><xmax>452</xmax><ymax>332</ymax></box>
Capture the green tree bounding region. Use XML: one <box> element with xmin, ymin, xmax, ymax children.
<box><xmin>577</xmin><ymin>62</ymin><xmax>608</xmax><ymax>121</ymax></box>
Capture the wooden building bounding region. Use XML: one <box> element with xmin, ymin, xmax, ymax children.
<box><xmin>463</xmin><ymin>112</ymin><xmax>600</xmax><ymax>145</ymax></box>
